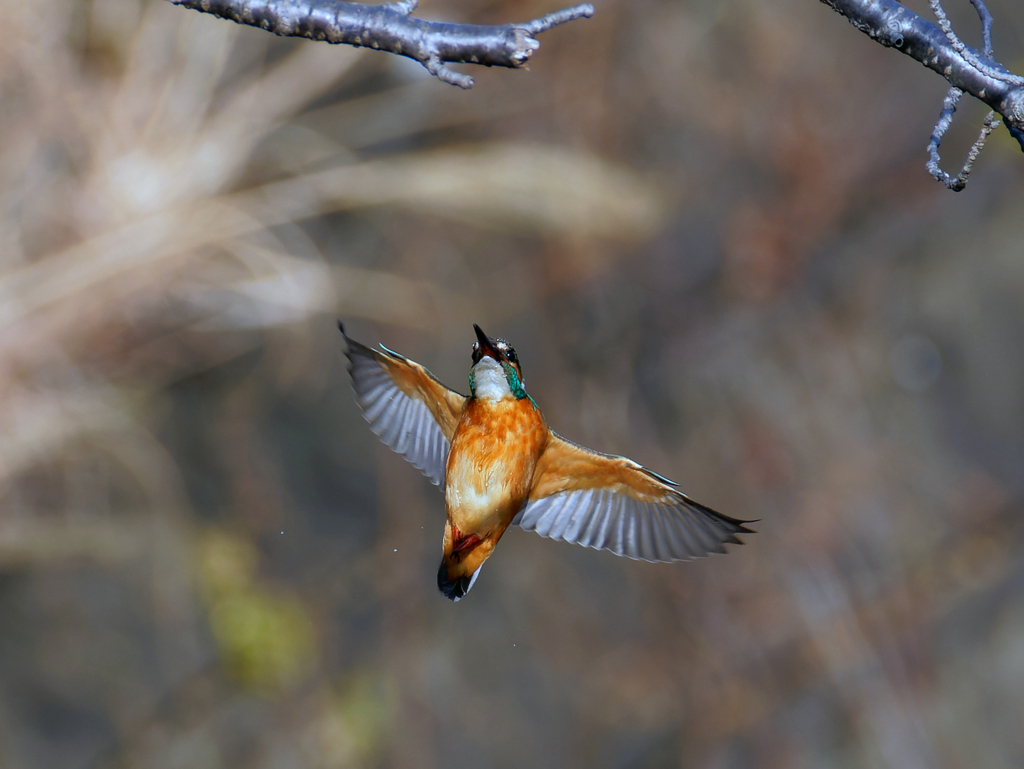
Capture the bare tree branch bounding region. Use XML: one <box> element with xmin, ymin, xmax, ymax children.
<box><xmin>167</xmin><ymin>0</ymin><xmax>594</xmax><ymax>88</ymax></box>
<box><xmin>820</xmin><ymin>0</ymin><xmax>1024</xmax><ymax>159</ymax></box>
<box><xmin>924</xmin><ymin>0</ymin><xmax>1000</xmax><ymax>190</ymax></box>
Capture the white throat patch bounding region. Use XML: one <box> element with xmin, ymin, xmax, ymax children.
<box><xmin>472</xmin><ymin>357</ymin><xmax>512</xmax><ymax>401</ymax></box>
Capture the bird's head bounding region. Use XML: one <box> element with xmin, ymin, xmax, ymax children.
<box><xmin>469</xmin><ymin>324</ymin><xmax>527</xmax><ymax>400</ymax></box>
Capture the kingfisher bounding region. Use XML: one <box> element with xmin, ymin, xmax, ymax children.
<box><xmin>340</xmin><ymin>323</ymin><xmax>752</xmax><ymax>601</ymax></box>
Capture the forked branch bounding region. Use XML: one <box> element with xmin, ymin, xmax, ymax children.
<box><xmin>167</xmin><ymin>0</ymin><xmax>594</xmax><ymax>88</ymax></box>
<box><xmin>820</xmin><ymin>0</ymin><xmax>1024</xmax><ymax>190</ymax></box>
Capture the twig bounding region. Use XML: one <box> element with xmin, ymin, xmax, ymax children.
<box><xmin>927</xmin><ymin>87</ymin><xmax>1000</xmax><ymax>190</ymax></box>
<box><xmin>167</xmin><ymin>0</ymin><xmax>594</xmax><ymax>88</ymax></box>
<box><xmin>967</xmin><ymin>0</ymin><xmax>993</xmax><ymax>56</ymax></box>
<box><xmin>927</xmin><ymin>0</ymin><xmax>1019</xmax><ymax>85</ymax></box>
<box><xmin>924</xmin><ymin>0</ymin><xmax>1001</xmax><ymax>190</ymax></box>
<box><xmin>819</xmin><ymin>0</ymin><xmax>1024</xmax><ymax>156</ymax></box>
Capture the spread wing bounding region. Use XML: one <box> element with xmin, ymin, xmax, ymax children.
<box><xmin>515</xmin><ymin>433</ymin><xmax>753</xmax><ymax>562</ymax></box>
<box><xmin>341</xmin><ymin>324</ymin><xmax>467</xmax><ymax>487</ymax></box>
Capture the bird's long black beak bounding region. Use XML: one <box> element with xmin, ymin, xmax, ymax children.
<box><xmin>473</xmin><ymin>324</ymin><xmax>502</xmax><ymax>361</ymax></box>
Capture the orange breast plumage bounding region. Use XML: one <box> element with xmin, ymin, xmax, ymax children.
<box><xmin>445</xmin><ymin>397</ymin><xmax>548</xmax><ymax>531</ymax></box>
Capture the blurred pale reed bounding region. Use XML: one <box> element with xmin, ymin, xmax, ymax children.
<box><xmin>0</xmin><ymin>0</ymin><xmax>665</xmax><ymax>529</ymax></box>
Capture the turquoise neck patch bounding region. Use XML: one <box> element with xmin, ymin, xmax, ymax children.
<box><xmin>502</xmin><ymin>362</ymin><xmax>528</xmax><ymax>400</ymax></box>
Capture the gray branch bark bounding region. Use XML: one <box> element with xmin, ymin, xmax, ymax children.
<box><xmin>167</xmin><ymin>0</ymin><xmax>594</xmax><ymax>88</ymax></box>
<box><xmin>820</xmin><ymin>0</ymin><xmax>1024</xmax><ymax>151</ymax></box>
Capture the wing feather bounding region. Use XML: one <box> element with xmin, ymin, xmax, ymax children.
<box><xmin>342</xmin><ymin>324</ymin><xmax>467</xmax><ymax>487</ymax></box>
<box><xmin>588</xmin><ymin>492</ymin><xmax>616</xmax><ymax>551</ymax></box>
<box><xmin>560</xmin><ymin>490</ymin><xmax>593</xmax><ymax>544</ymax></box>
<box><xmin>646</xmin><ymin>505</ymin><xmax>669</xmax><ymax>562</ymax></box>
<box><xmin>654</xmin><ymin>506</ymin><xmax>683</xmax><ymax>562</ymax></box>
<box><xmin>517</xmin><ymin>433</ymin><xmax>754</xmax><ymax>563</ymax></box>
<box><xmin>573</xmin><ymin>490</ymin><xmax>601</xmax><ymax>548</ymax></box>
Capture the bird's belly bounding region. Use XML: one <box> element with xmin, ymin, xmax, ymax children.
<box><xmin>444</xmin><ymin>402</ymin><xmax>546</xmax><ymax>530</ymax></box>
<box><xmin>445</xmin><ymin>450</ymin><xmax>525</xmax><ymax>528</ymax></box>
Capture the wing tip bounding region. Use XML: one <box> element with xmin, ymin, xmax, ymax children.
<box><xmin>338</xmin><ymin>320</ymin><xmax>362</xmax><ymax>357</ymax></box>
<box><xmin>660</xmin><ymin>495</ymin><xmax>755</xmax><ymax>559</ymax></box>
<box><xmin>339</xmin><ymin>321</ymin><xmax>399</xmax><ymax>370</ymax></box>
<box><xmin>681</xmin><ymin>495</ymin><xmax>758</xmax><ymax>537</ymax></box>
<box><xmin>338</xmin><ymin>320</ymin><xmax>362</xmax><ymax>367</ymax></box>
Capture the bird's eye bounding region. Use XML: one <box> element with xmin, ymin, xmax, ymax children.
<box><xmin>471</xmin><ymin>343</ymin><xmax>482</xmax><ymax>364</ymax></box>
<box><xmin>495</xmin><ymin>339</ymin><xmax>517</xmax><ymax>363</ymax></box>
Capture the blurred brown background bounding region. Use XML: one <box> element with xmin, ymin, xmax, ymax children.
<box><xmin>2</xmin><ymin>0</ymin><xmax>1024</xmax><ymax>767</ymax></box>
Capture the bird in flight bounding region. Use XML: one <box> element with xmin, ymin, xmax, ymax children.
<box><xmin>341</xmin><ymin>323</ymin><xmax>752</xmax><ymax>601</ymax></box>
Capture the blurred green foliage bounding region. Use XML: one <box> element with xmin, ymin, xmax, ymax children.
<box><xmin>197</xmin><ymin>529</ymin><xmax>317</xmax><ymax>692</ymax></box>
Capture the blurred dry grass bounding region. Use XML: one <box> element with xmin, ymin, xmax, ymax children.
<box><xmin>2</xmin><ymin>0</ymin><xmax>1024</xmax><ymax>767</ymax></box>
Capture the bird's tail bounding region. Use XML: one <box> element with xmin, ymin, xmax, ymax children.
<box><xmin>437</xmin><ymin>561</ymin><xmax>482</xmax><ymax>602</ymax></box>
